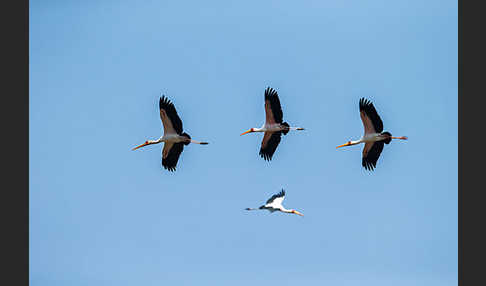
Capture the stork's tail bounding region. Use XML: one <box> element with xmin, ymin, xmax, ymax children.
<box><xmin>382</xmin><ymin>131</ymin><xmax>392</xmax><ymax>144</ymax></box>
<box><xmin>181</xmin><ymin>132</ymin><xmax>191</xmax><ymax>145</ymax></box>
<box><xmin>281</xmin><ymin>122</ymin><xmax>290</xmax><ymax>135</ymax></box>
<box><xmin>245</xmin><ymin>206</ymin><xmax>265</xmax><ymax>211</ymax></box>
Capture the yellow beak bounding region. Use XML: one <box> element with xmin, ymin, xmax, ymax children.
<box><xmin>336</xmin><ymin>142</ymin><xmax>352</xmax><ymax>149</ymax></box>
<box><xmin>294</xmin><ymin>211</ymin><xmax>304</xmax><ymax>217</ymax></box>
<box><xmin>132</xmin><ymin>141</ymin><xmax>150</xmax><ymax>151</ymax></box>
<box><xmin>240</xmin><ymin>129</ymin><xmax>252</xmax><ymax>136</ymax></box>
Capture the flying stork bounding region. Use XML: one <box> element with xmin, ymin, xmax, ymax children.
<box><xmin>245</xmin><ymin>189</ymin><xmax>304</xmax><ymax>216</ymax></box>
<box><xmin>336</xmin><ymin>98</ymin><xmax>408</xmax><ymax>171</ymax></box>
<box><xmin>240</xmin><ymin>87</ymin><xmax>305</xmax><ymax>161</ymax></box>
<box><xmin>132</xmin><ymin>95</ymin><xmax>208</xmax><ymax>171</ymax></box>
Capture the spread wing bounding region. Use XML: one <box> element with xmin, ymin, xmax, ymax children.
<box><xmin>359</xmin><ymin>98</ymin><xmax>383</xmax><ymax>134</ymax></box>
<box><xmin>265</xmin><ymin>189</ymin><xmax>286</xmax><ymax>207</ymax></box>
<box><xmin>362</xmin><ymin>141</ymin><xmax>384</xmax><ymax>171</ymax></box>
<box><xmin>160</xmin><ymin>95</ymin><xmax>183</xmax><ymax>135</ymax></box>
<box><xmin>162</xmin><ymin>142</ymin><xmax>184</xmax><ymax>172</ymax></box>
<box><xmin>264</xmin><ymin>87</ymin><xmax>283</xmax><ymax>124</ymax></box>
<box><xmin>259</xmin><ymin>131</ymin><xmax>282</xmax><ymax>161</ymax></box>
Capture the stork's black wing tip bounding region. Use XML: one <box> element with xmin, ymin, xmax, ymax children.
<box><xmin>159</xmin><ymin>95</ymin><xmax>172</xmax><ymax>109</ymax></box>
<box><xmin>264</xmin><ymin>87</ymin><xmax>278</xmax><ymax>96</ymax></box>
<box><xmin>259</xmin><ymin>152</ymin><xmax>273</xmax><ymax>161</ymax></box>
<box><xmin>164</xmin><ymin>167</ymin><xmax>176</xmax><ymax>172</ymax></box>
<box><xmin>359</xmin><ymin>97</ymin><xmax>372</xmax><ymax>110</ymax></box>
<box><xmin>259</xmin><ymin>150</ymin><xmax>269</xmax><ymax>160</ymax></box>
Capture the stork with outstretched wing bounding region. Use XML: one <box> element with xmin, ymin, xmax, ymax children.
<box><xmin>245</xmin><ymin>189</ymin><xmax>304</xmax><ymax>216</ymax></box>
<box><xmin>240</xmin><ymin>87</ymin><xmax>305</xmax><ymax>161</ymax></box>
<box><xmin>132</xmin><ymin>95</ymin><xmax>208</xmax><ymax>171</ymax></box>
<box><xmin>336</xmin><ymin>98</ymin><xmax>407</xmax><ymax>171</ymax></box>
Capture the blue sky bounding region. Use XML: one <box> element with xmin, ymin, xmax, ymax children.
<box><xmin>30</xmin><ymin>1</ymin><xmax>457</xmax><ymax>285</ymax></box>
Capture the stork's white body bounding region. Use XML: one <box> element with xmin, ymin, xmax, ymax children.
<box><xmin>154</xmin><ymin>134</ymin><xmax>189</xmax><ymax>144</ymax></box>
<box><xmin>352</xmin><ymin>133</ymin><xmax>389</xmax><ymax>145</ymax></box>
<box><xmin>261</xmin><ymin>193</ymin><xmax>286</xmax><ymax>212</ymax></box>
<box><xmin>253</xmin><ymin>123</ymin><xmax>303</xmax><ymax>133</ymax></box>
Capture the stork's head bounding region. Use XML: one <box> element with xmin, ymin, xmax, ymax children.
<box><xmin>240</xmin><ymin>128</ymin><xmax>255</xmax><ymax>136</ymax></box>
<box><xmin>291</xmin><ymin>210</ymin><xmax>304</xmax><ymax>216</ymax></box>
<box><xmin>132</xmin><ymin>140</ymin><xmax>158</xmax><ymax>150</ymax></box>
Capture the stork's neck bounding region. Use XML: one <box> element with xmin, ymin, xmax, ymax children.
<box><xmin>144</xmin><ymin>138</ymin><xmax>162</xmax><ymax>145</ymax></box>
